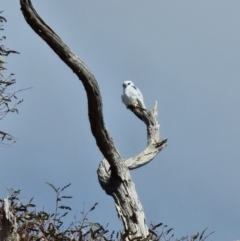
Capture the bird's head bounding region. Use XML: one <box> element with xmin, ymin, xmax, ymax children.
<box><xmin>122</xmin><ymin>80</ymin><xmax>134</xmax><ymax>89</ymax></box>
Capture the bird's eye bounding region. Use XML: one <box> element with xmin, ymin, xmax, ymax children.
<box><xmin>128</xmin><ymin>83</ymin><xmax>130</xmax><ymax>85</ymax></box>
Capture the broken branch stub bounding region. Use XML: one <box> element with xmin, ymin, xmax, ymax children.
<box><xmin>0</xmin><ymin>198</ymin><xmax>20</xmax><ymax>241</ymax></box>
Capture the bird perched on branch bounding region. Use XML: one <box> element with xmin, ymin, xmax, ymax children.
<box><xmin>121</xmin><ymin>80</ymin><xmax>146</xmax><ymax>109</ymax></box>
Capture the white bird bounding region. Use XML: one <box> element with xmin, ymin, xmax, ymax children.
<box><xmin>121</xmin><ymin>80</ymin><xmax>146</xmax><ymax>109</ymax></box>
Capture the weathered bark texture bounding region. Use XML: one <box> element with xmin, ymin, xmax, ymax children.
<box><xmin>19</xmin><ymin>0</ymin><xmax>167</xmax><ymax>240</ymax></box>
<box><xmin>98</xmin><ymin>103</ymin><xmax>167</xmax><ymax>238</ymax></box>
<box><xmin>126</xmin><ymin>102</ymin><xmax>167</xmax><ymax>170</ymax></box>
<box><xmin>0</xmin><ymin>198</ymin><xmax>20</xmax><ymax>241</ymax></box>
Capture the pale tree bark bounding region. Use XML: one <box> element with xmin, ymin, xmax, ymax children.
<box><xmin>0</xmin><ymin>198</ymin><xmax>20</xmax><ymax>241</ymax></box>
<box><xmin>97</xmin><ymin>103</ymin><xmax>167</xmax><ymax>239</ymax></box>
<box><xmin>19</xmin><ymin>0</ymin><xmax>167</xmax><ymax>240</ymax></box>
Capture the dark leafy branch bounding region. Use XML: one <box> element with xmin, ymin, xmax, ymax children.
<box><xmin>0</xmin><ymin>11</ymin><xmax>22</xmax><ymax>147</ymax></box>
<box><xmin>0</xmin><ymin>186</ymin><xmax>214</xmax><ymax>241</ymax></box>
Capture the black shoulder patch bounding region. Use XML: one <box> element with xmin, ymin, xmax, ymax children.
<box><xmin>132</xmin><ymin>86</ymin><xmax>137</xmax><ymax>90</ymax></box>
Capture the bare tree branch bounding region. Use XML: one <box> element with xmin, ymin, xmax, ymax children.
<box><xmin>20</xmin><ymin>0</ymin><xmax>122</xmax><ymax>174</ymax></box>
<box><xmin>98</xmin><ymin>102</ymin><xmax>167</xmax><ymax>238</ymax></box>
<box><xmin>126</xmin><ymin>102</ymin><xmax>167</xmax><ymax>169</ymax></box>
<box><xmin>20</xmin><ymin>1</ymin><xmax>167</xmax><ymax>239</ymax></box>
<box><xmin>98</xmin><ymin>102</ymin><xmax>167</xmax><ymax>172</ymax></box>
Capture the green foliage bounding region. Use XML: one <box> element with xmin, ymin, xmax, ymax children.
<box><xmin>0</xmin><ymin>183</ymin><xmax>214</xmax><ymax>241</ymax></box>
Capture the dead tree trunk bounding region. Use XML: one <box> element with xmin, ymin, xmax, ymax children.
<box><xmin>20</xmin><ymin>1</ymin><xmax>167</xmax><ymax>240</ymax></box>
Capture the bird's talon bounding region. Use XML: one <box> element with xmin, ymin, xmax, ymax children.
<box><xmin>132</xmin><ymin>102</ymin><xmax>138</xmax><ymax>108</ymax></box>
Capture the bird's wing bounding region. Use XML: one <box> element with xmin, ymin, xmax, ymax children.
<box><xmin>132</xmin><ymin>86</ymin><xmax>146</xmax><ymax>109</ymax></box>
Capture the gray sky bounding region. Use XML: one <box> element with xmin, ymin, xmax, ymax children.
<box><xmin>1</xmin><ymin>1</ymin><xmax>240</xmax><ymax>240</ymax></box>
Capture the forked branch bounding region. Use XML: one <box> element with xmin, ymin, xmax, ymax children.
<box><xmin>98</xmin><ymin>102</ymin><xmax>167</xmax><ymax>172</ymax></box>
<box><xmin>20</xmin><ymin>1</ymin><xmax>166</xmax><ymax>240</ymax></box>
<box><xmin>126</xmin><ymin>102</ymin><xmax>167</xmax><ymax>169</ymax></box>
<box><xmin>98</xmin><ymin>101</ymin><xmax>167</xmax><ymax>240</ymax></box>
